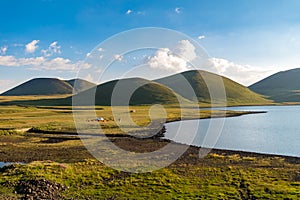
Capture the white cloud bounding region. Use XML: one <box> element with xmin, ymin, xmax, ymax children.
<box><xmin>19</xmin><ymin>57</ymin><xmax>46</xmax><ymax>66</ymax></box>
<box><xmin>146</xmin><ymin>40</ymin><xmax>197</xmax><ymax>72</ymax></box>
<box><xmin>0</xmin><ymin>46</ymin><xmax>7</xmax><ymax>54</ymax></box>
<box><xmin>125</xmin><ymin>9</ymin><xmax>145</xmax><ymax>15</ymax></box>
<box><xmin>31</xmin><ymin>58</ymin><xmax>91</xmax><ymax>71</ymax></box>
<box><xmin>198</xmin><ymin>35</ymin><xmax>205</xmax><ymax>40</ymax></box>
<box><xmin>145</xmin><ymin>40</ymin><xmax>274</xmax><ymax>85</ymax></box>
<box><xmin>175</xmin><ymin>7</ymin><xmax>181</xmax><ymax>14</ymax></box>
<box><xmin>147</xmin><ymin>48</ymin><xmax>190</xmax><ymax>72</ymax></box>
<box><xmin>126</xmin><ymin>9</ymin><xmax>132</xmax><ymax>15</ymax></box>
<box><xmin>0</xmin><ymin>55</ymin><xmax>22</xmax><ymax>66</ymax></box>
<box><xmin>174</xmin><ymin>40</ymin><xmax>197</xmax><ymax>61</ymax></box>
<box><xmin>25</xmin><ymin>40</ymin><xmax>39</xmax><ymax>53</ymax></box>
<box><xmin>49</xmin><ymin>41</ymin><xmax>61</xmax><ymax>54</ymax></box>
<box><xmin>114</xmin><ymin>54</ymin><xmax>123</xmax><ymax>61</ymax></box>
<box><xmin>97</xmin><ymin>47</ymin><xmax>104</xmax><ymax>52</ymax></box>
<box><xmin>207</xmin><ymin>57</ymin><xmax>275</xmax><ymax>86</ymax></box>
<box><xmin>99</xmin><ymin>55</ymin><xmax>104</xmax><ymax>60</ymax></box>
<box><xmin>0</xmin><ymin>55</ymin><xmax>91</xmax><ymax>71</ymax></box>
<box><xmin>42</xmin><ymin>41</ymin><xmax>61</xmax><ymax>57</ymax></box>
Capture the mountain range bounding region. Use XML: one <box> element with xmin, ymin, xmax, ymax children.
<box><xmin>3</xmin><ymin>67</ymin><xmax>300</xmax><ymax>105</ymax></box>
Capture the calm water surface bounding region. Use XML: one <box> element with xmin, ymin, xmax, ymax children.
<box><xmin>165</xmin><ymin>106</ymin><xmax>300</xmax><ymax>157</ymax></box>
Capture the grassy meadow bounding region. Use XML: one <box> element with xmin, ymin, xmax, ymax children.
<box><xmin>0</xmin><ymin>95</ymin><xmax>299</xmax><ymax>199</ymax></box>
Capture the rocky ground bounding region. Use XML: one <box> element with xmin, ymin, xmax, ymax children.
<box><xmin>15</xmin><ymin>179</ymin><xmax>66</xmax><ymax>200</ymax></box>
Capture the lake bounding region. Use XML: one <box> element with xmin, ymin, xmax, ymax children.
<box><xmin>0</xmin><ymin>162</ymin><xmax>24</xmax><ymax>168</ymax></box>
<box><xmin>165</xmin><ymin>105</ymin><xmax>300</xmax><ymax>157</ymax></box>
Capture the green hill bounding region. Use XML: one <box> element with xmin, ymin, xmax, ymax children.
<box><xmin>1</xmin><ymin>78</ymin><xmax>74</xmax><ymax>96</ymax></box>
<box><xmin>1</xmin><ymin>78</ymin><xmax>96</xmax><ymax>96</ymax></box>
<box><xmin>66</xmin><ymin>79</ymin><xmax>96</xmax><ymax>93</ymax></box>
<box><xmin>155</xmin><ymin>70</ymin><xmax>271</xmax><ymax>105</ymax></box>
<box><xmin>249</xmin><ymin>68</ymin><xmax>300</xmax><ymax>102</ymax></box>
<box><xmin>72</xmin><ymin>78</ymin><xmax>189</xmax><ymax>106</ymax></box>
<box><xmin>1</xmin><ymin>70</ymin><xmax>271</xmax><ymax>106</ymax></box>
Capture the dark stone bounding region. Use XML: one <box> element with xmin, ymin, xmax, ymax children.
<box><xmin>15</xmin><ymin>179</ymin><xmax>66</xmax><ymax>200</ymax></box>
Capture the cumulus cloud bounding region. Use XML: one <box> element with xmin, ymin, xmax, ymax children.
<box><xmin>175</xmin><ymin>7</ymin><xmax>181</xmax><ymax>14</ymax></box>
<box><xmin>147</xmin><ymin>48</ymin><xmax>189</xmax><ymax>72</ymax></box>
<box><xmin>41</xmin><ymin>41</ymin><xmax>61</xmax><ymax>57</ymax></box>
<box><xmin>207</xmin><ymin>57</ymin><xmax>275</xmax><ymax>86</ymax></box>
<box><xmin>0</xmin><ymin>55</ymin><xmax>90</xmax><ymax>71</ymax></box>
<box><xmin>198</xmin><ymin>35</ymin><xmax>205</xmax><ymax>40</ymax></box>
<box><xmin>146</xmin><ymin>40</ymin><xmax>274</xmax><ymax>85</ymax></box>
<box><xmin>25</xmin><ymin>40</ymin><xmax>39</xmax><ymax>53</ymax></box>
<box><xmin>114</xmin><ymin>54</ymin><xmax>123</xmax><ymax>61</ymax></box>
<box><xmin>174</xmin><ymin>40</ymin><xmax>197</xmax><ymax>61</ymax></box>
<box><xmin>0</xmin><ymin>55</ymin><xmax>23</xmax><ymax>67</ymax></box>
<box><xmin>0</xmin><ymin>46</ymin><xmax>7</xmax><ymax>54</ymax></box>
<box><xmin>146</xmin><ymin>40</ymin><xmax>197</xmax><ymax>72</ymax></box>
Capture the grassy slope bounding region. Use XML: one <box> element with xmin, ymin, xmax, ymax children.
<box><xmin>1</xmin><ymin>78</ymin><xmax>96</xmax><ymax>97</ymax></box>
<box><xmin>72</xmin><ymin>78</ymin><xmax>190</xmax><ymax>106</ymax></box>
<box><xmin>156</xmin><ymin>70</ymin><xmax>272</xmax><ymax>106</ymax></box>
<box><xmin>2</xmin><ymin>78</ymin><xmax>74</xmax><ymax>96</ymax></box>
<box><xmin>2</xmin><ymin>70</ymin><xmax>273</xmax><ymax>107</ymax></box>
<box><xmin>249</xmin><ymin>68</ymin><xmax>300</xmax><ymax>102</ymax></box>
<box><xmin>0</xmin><ymin>78</ymin><xmax>190</xmax><ymax>106</ymax></box>
<box><xmin>65</xmin><ymin>79</ymin><xmax>96</xmax><ymax>93</ymax></box>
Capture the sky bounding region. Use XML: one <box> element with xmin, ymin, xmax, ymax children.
<box><xmin>1</xmin><ymin>0</ymin><xmax>300</xmax><ymax>92</ymax></box>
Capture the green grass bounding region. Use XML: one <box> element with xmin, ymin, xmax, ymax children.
<box><xmin>0</xmin><ymin>96</ymin><xmax>298</xmax><ymax>199</ymax></box>
<box><xmin>1</xmin><ymin>154</ymin><xmax>299</xmax><ymax>199</ymax></box>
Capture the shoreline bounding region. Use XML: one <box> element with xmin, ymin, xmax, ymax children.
<box><xmin>1</xmin><ymin>108</ymin><xmax>299</xmax><ymax>163</ymax></box>
<box><xmin>198</xmin><ymin>102</ymin><xmax>300</xmax><ymax>109</ymax></box>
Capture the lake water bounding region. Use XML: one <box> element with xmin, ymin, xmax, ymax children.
<box><xmin>0</xmin><ymin>162</ymin><xmax>23</xmax><ymax>168</ymax></box>
<box><xmin>165</xmin><ymin>106</ymin><xmax>300</xmax><ymax>157</ymax></box>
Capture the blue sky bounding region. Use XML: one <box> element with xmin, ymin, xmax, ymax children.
<box><xmin>1</xmin><ymin>0</ymin><xmax>300</xmax><ymax>92</ymax></box>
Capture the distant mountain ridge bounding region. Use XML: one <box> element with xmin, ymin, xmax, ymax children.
<box><xmin>249</xmin><ymin>68</ymin><xmax>300</xmax><ymax>102</ymax></box>
<box><xmin>1</xmin><ymin>78</ymin><xmax>96</xmax><ymax>96</ymax></box>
